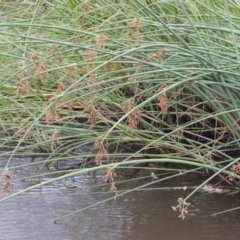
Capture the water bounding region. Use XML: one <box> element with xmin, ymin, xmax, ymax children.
<box><xmin>0</xmin><ymin>157</ymin><xmax>240</xmax><ymax>240</ymax></box>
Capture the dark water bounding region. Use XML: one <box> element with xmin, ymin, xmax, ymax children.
<box><xmin>1</xmin><ymin>157</ymin><xmax>240</xmax><ymax>240</ymax></box>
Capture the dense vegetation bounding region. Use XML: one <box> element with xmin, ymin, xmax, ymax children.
<box><xmin>1</xmin><ymin>0</ymin><xmax>240</xmax><ymax>220</ymax></box>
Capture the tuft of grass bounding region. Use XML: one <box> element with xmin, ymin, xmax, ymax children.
<box><xmin>0</xmin><ymin>0</ymin><xmax>240</xmax><ymax>220</ymax></box>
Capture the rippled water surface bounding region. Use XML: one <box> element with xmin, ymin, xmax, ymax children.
<box><xmin>1</xmin><ymin>157</ymin><xmax>240</xmax><ymax>240</ymax></box>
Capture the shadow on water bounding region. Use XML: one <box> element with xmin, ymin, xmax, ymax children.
<box><xmin>0</xmin><ymin>157</ymin><xmax>240</xmax><ymax>240</ymax></box>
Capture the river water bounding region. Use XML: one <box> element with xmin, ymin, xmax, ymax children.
<box><xmin>0</xmin><ymin>156</ymin><xmax>240</xmax><ymax>240</ymax></box>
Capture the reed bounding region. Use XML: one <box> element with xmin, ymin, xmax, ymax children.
<box><xmin>0</xmin><ymin>0</ymin><xmax>240</xmax><ymax>219</ymax></box>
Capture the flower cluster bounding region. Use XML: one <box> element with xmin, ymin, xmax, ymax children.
<box><xmin>2</xmin><ymin>169</ymin><xmax>13</xmax><ymax>194</ymax></box>
<box><xmin>229</xmin><ymin>162</ymin><xmax>240</xmax><ymax>181</ymax></box>
<box><xmin>172</xmin><ymin>197</ymin><xmax>191</xmax><ymax>220</ymax></box>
